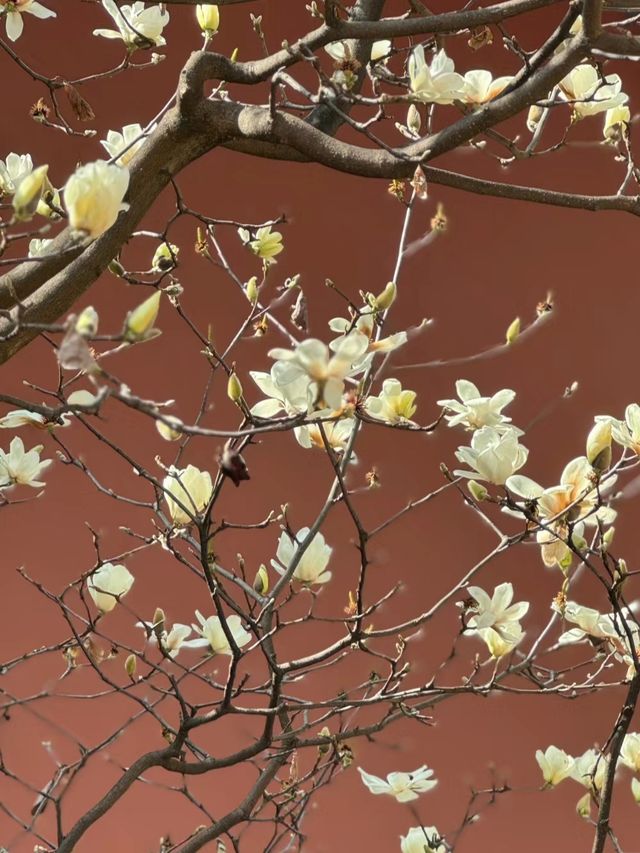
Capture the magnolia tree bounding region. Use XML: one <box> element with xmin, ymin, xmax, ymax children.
<box><xmin>1</xmin><ymin>0</ymin><xmax>640</xmax><ymax>850</ymax></box>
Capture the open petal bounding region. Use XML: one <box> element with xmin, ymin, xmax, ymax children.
<box><xmin>505</xmin><ymin>474</ymin><xmax>543</xmax><ymax>499</ymax></box>
<box><xmin>251</xmin><ymin>398</ymin><xmax>284</xmax><ymax>418</ymax></box>
<box><xmin>5</xmin><ymin>11</ymin><xmax>24</xmax><ymax>41</ymax></box>
<box><xmin>25</xmin><ymin>3</ymin><xmax>57</xmax><ymax>19</ymax></box>
<box><xmin>491</xmin><ymin>582</ymin><xmax>515</xmax><ymax>612</ymax></box>
<box><xmin>93</xmin><ymin>27</ymin><xmax>123</xmax><ymax>39</ymax></box>
<box><xmin>357</xmin><ymin>767</ymin><xmax>390</xmax><ymax>795</ymax></box>
<box><xmin>467</xmin><ymin>585</ymin><xmax>492</xmax><ymax>612</ymax></box>
<box><xmin>455</xmin><ymin>379</ymin><xmax>480</xmax><ymax>402</ymax></box>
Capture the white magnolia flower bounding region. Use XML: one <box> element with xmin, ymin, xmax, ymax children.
<box><xmin>597</xmin><ymin>404</ymin><xmax>640</xmax><ymax>455</ymax></box>
<box><xmin>294</xmin><ymin>416</ymin><xmax>356</xmax><ymax>455</ymax></box>
<box><xmin>554</xmin><ymin>600</ymin><xmax>640</xmax><ymax>672</ymax></box>
<box><xmin>559</xmin><ymin>64</ymin><xmax>628</xmax><ymax>119</ymax></box>
<box><xmin>466</xmin><ymin>582</ymin><xmax>529</xmax><ymax>657</ymax></box>
<box><xmin>454</xmin><ymin>425</ymin><xmax>528</xmax><ymax>485</ymax></box>
<box><xmin>0</xmin><ymin>408</ymin><xmax>70</xmax><ymax>430</ymax></box>
<box><xmin>536</xmin><ymin>746</ymin><xmax>575</xmax><ymax>786</ymax></box>
<box><xmin>357</xmin><ymin>765</ymin><xmax>437</xmax><ymax>802</ymax></box>
<box><xmin>271</xmin><ymin>527</ymin><xmax>333</xmax><ymax>585</ymax></box>
<box><xmin>250</xmin><ymin>363</ymin><xmax>311</xmax><ymax>418</ymax></box>
<box><xmin>100</xmin><ymin>123</ymin><xmax>148</xmax><ymax>166</ymax></box>
<box><xmin>365</xmin><ymin>378</ymin><xmax>417</xmax><ymax>424</ymax></box>
<box><xmin>163</xmin><ymin>464</ymin><xmax>213</xmax><ymax>525</ymax></box>
<box><xmin>185</xmin><ymin>611</ymin><xmax>251</xmax><ymax>655</ymax></box>
<box><xmin>196</xmin><ymin>4</ymin><xmax>220</xmax><ymax>35</ymax></box>
<box><xmin>64</xmin><ymin>160</ymin><xmax>130</xmax><ymax>240</ymax></box>
<box><xmin>28</xmin><ymin>237</ymin><xmax>53</xmax><ymax>258</ymax></box>
<box><xmin>555</xmin><ymin>601</ymin><xmax>616</xmax><ymax>643</ymax></box>
<box><xmin>94</xmin><ymin>0</ymin><xmax>170</xmax><ymax>48</ymax></box>
<box><xmin>632</xmin><ymin>777</ymin><xmax>640</xmax><ymax>804</ymax></box>
<box><xmin>325</xmin><ymin>39</ymin><xmax>391</xmax><ymax>63</ymax></box>
<box><xmin>88</xmin><ymin>562</ymin><xmax>134</xmax><ymax>613</ymax></box>
<box><xmin>0</xmin><ymin>0</ymin><xmax>55</xmax><ymax>42</ymax></box>
<box><xmin>506</xmin><ymin>456</ymin><xmax>615</xmax><ymax>569</ymax></box>
<box><xmin>328</xmin><ymin>314</ymin><xmax>407</xmax><ymax>358</ymax></box>
<box><xmin>408</xmin><ymin>46</ymin><xmax>465</xmax><ymax>104</ymax></box>
<box><xmin>137</xmin><ymin>619</ymin><xmax>192</xmax><ymax>658</ymax></box>
<box><xmin>462</xmin><ymin>69</ymin><xmax>513</xmax><ymax>105</ymax></box>
<box><xmin>248</xmin><ymin>226</ymin><xmax>283</xmax><ymax>262</ymax></box>
<box><xmin>620</xmin><ymin>733</ymin><xmax>640</xmax><ymax>773</ymax></box>
<box><xmin>438</xmin><ymin>379</ymin><xmax>519</xmax><ymax>433</ymax></box>
<box><xmin>268</xmin><ymin>333</ymin><xmax>369</xmax><ymax>411</ymax></box>
<box><xmin>570</xmin><ymin>749</ymin><xmax>608</xmax><ymax>792</ymax></box>
<box><xmin>0</xmin><ymin>436</ymin><xmax>52</xmax><ymax>488</ymax></box>
<box><xmin>400</xmin><ymin>826</ymin><xmax>445</xmax><ymax>853</ymax></box>
<box><xmin>0</xmin><ymin>151</ymin><xmax>33</xmax><ymax>195</ymax></box>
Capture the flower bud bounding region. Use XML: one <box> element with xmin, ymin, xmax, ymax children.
<box><xmin>125</xmin><ymin>654</ymin><xmax>137</xmax><ymax>678</ymax></box>
<box><xmin>75</xmin><ymin>306</ymin><xmax>99</xmax><ymax>337</ymax></box>
<box><xmin>124</xmin><ymin>291</ymin><xmax>162</xmax><ymax>341</ymax></box>
<box><xmin>603</xmin><ymin>105</ymin><xmax>630</xmax><ymax>143</ymax></box>
<box><xmin>468</xmin><ymin>480</ymin><xmax>488</xmax><ymax>502</ymax></box>
<box><xmin>318</xmin><ymin>726</ymin><xmax>332</xmax><ymax>755</ymax></box>
<box><xmin>36</xmin><ymin>176</ymin><xmax>61</xmax><ymax>219</ymax></box>
<box><xmin>632</xmin><ymin>777</ymin><xmax>640</xmax><ymax>804</ymax></box>
<box><xmin>151</xmin><ymin>242</ymin><xmax>179</xmax><ymax>272</ymax></box>
<box><xmin>196</xmin><ymin>4</ymin><xmax>220</xmax><ymax>35</ymax></box>
<box><xmin>572</xmin><ymin>531</ymin><xmax>588</xmax><ymax>553</ymax></box>
<box><xmin>13</xmin><ymin>165</ymin><xmax>49</xmax><ymax>221</ymax></box>
<box><xmin>338</xmin><ymin>742</ymin><xmax>353</xmax><ymax>768</ymax></box>
<box><xmin>615</xmin><ymin>558</ymin><xmax>628</xmax><ymax>585</ymax></box>
<box><xmin>374</xmin><ymin>281</ymin><xmax>397</xmax><ymax>312</ymax></box>
<box><xmin>156</xmin><ymin>417</ymin><xmax>183</xmax><ymax>441</ymax></box>
<box><xmin>227</xmin><ymin>371</ymin><xmax>243</xmax><ymax>404</ymax></box>
<box><xmin>253</xmin><ymin>564</ymin><xmax>269</xmax><ymax>595</ymax></box>
<box><xmin>407</xmin><ymin>103</ymin><xmax>421</xmax><ymax>136</ymax></box>
<box><xmin>576</xmin><ymin>792</ymin><xmax>591</xmax><ymax>820</ymax></box>
<box><xmin>586</xmin><ymin>420</ymin><xmax>612</xmax><ymax>472</ymax></box>
<box><xmin>108</xmin><ymin>259</ymin><xmax>125</xmax><ymax>277</ymax></box>
<box><xmin>602</xmin><ymin>526</ymin><xmax>615</xmax><ymax>550</ymax></box>
<box><xmin>505</xmin><ymin>316</ymin><xmax>521</xmax><ymax>345</ymax></box>
<box><xmin>153</xmin><ymin>607</ymin><xmax>166</xmax><ymax>632</ymax></box>
<box><xmin>245</xmin><ymin>275</ymin><xmax>259</xmax><ymax>305</ymax></box>
<box><xmin>527</xmin><ymin>104</ymin><xmax>544</xmax><ymax>132</ymax></box>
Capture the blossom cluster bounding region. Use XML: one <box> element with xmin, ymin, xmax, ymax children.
<box><xmin>357</xmin><ymin>764</ymin><xmax>444</xmax><ymax>850</ymax></box>
<box><xmin>536</xmin><ymin>737</ymin><xmax>640</xmax><ymax>814</ymax></box>
<box><xmin>249</xmin><ymin>288</ymin><xmax>417</xmax><ymax>453</ymax></box>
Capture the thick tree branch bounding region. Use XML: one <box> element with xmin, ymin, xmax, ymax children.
<box><xmin>57</xmin><ymin>747</ymin><xmax>178</xmax><ymax>852</ymax></box>
<box><xmin>1</xmin><ymin>13</ymin><xmax>634</xmax><ymax>367</ymax></box>
<box><xmin>176</xmin><ymin>754</ymin><xmax>287</xmax><ymax>852</ymax></box>
<box><xmin>582</xmin><ymin>0</ymin><xmax>604</xmax><ymax>39</ymax></box>
<box><xmin>593</xmin><ymin>31</ymin><xmax>640</xmax><ymax>56</ymax></box>
<box><xmin>306</xmin><ymin>0</ymin><xmax>386</xmax><ymax>135</ymax></box>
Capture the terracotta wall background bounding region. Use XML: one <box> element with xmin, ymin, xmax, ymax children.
<box><xmin>1</xmin><ymin>1</ymin><xmax>640</xmax><ymax>851</ymax></box>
